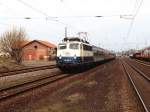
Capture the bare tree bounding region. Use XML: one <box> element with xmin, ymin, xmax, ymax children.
<box><xmin>0</xmin><ymin>27</ymin><xmax>28</xmax><ymax>64</ymax></box>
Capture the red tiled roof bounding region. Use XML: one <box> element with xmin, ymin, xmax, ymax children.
<box><xmin>22</xmin><ymin>40</ymin><xmax>56</xmax><ymax>48</ymax></box>
<box><xmin>37</xmin><ymin>40</ymin><xmax>56</xmax><ymax>48</ymax></box>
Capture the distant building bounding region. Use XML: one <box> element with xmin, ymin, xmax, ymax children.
<box><xmin>22</xmin><ymin>40</ymin><xmax>56</xmax><ymax>61</ymax></box>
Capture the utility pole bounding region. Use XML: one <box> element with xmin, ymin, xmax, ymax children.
<box><xmin>65</xmin><ymin>27</ymin><xmax>67</xmax><ymax>38</ymax></box>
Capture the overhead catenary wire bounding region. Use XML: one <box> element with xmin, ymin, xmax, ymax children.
<box><xmin>58</xmin><ymin>0</ymin><xmax>73</xmax><ymax>11</ymax></box>
<box><xmin>15</xmin><ymin>0</ymin><xmax>121</xmax><ymax>27</ymax></box>
<box><xmin>119</xmin><ymin>0</ymin><xmax>143</xmax><ymax>51</ymax></box>
<box><xmin>134</xmin><ymin>0</ymin><xmax>144</xmax><ymax>18</ymax></box>
<box><xmin>16</xmin><ymin>0</ymin><xmax>47</xmax><ymax>16</ymax></box>
<box><xmin>1</xmin><ymin>0</ymin><xmax>127</xmax><ymax>26</ymax></box>
<box><xmin>126</xmin><ymin>0</ymin><xmax>144</xmax><ymax>39</ymax></box>
<box><xmin>0</xmin><ymin>15</ymin><xmax>121</xmax><ymax>19</ymax></box>
<box><xmin>15</xmin><ymin>0</ymin><xmax>58</xmax><ymax>22</ymax></box>
<box><xmin>2</xmin><ymin>0</ymin><xmax>144</xmax><ymax>45</ymax></box>
<box><xmin>15</xmin><ymin>0</ymin><xmax>85</xmax><ymax>33</ymax></box>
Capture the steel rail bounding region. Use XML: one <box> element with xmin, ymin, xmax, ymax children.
<box><xmin>121</xmin><ymin>61</ymin><xmax>149</xmax><ymax>112</ymax></box>
<box><xmin>0</xmin><ymin>72</ymin><xmax>61</xmax><ymax>91</ymax></box>
<box><xmin>133</xmin><ymin>59</ymin><xmax>150</xmax><ymax>67</ymax></box>
<box><xmin>0</xmin><ymin>65</ymin><xmax>56</xmax><ymax>77</ymax></box>
<box><xmin>126</xmin><ymin>60</ymin><xmax>150</xmax><ymax>81</ymax></box>
<box><xmin>0</xmin><ymin>73</ymin><xmax>68</xmax><ymax>100</ymax></box>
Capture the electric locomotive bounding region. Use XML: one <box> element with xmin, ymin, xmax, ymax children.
<box><xmin>56</xmin><ymin>37</ymin><xmax>115</xmax><ymax>70</ymax></box>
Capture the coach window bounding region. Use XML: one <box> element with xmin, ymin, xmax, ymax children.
<box><xmin>70</xmin><ymin>43</ymin><xmax>79</xmax><ymax>49</ymax></box>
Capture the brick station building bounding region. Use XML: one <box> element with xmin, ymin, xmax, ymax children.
<box><xmin>22</xmin><ymin>40</ymin><xmax>56</xmax><ymax>61</ymax></box>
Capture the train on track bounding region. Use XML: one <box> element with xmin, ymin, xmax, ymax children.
<box><xmin>130</xmin><ymin>47</ymin><xmax>150</xmax><ymax>62</ymax></box>
<box><xmin>56</xmin><ymin>37</ymin><xmax>115</xmax><ymax>70</ymax></box>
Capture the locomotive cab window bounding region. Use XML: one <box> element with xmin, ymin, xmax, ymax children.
<box><xmin>69</xmin><ymin>43</ymin><xmax>79</xmax><ymax>49</ymax></box>
<box><xmin>58</xmin><ymin>44</ymin><xmax>67</xmax><ymax>50</ymax></box>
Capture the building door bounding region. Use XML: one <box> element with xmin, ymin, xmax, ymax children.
<box><xmin>29</xmin><ymin>55</ymin><xmax>32</xmax><ymax>60</ymax></box>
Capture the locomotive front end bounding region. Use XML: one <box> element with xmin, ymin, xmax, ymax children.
<box><xmin>56</xmin><ymin>42</ymin><xmax>82</xmax><ymax>68</ymax></box>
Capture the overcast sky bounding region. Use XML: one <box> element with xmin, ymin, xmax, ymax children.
<box><xmin>0</xmin><ymin>0</ymin><xmax>150</xmax><ymax>51</ymax></box>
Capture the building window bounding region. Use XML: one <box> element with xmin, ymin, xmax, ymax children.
<box><xmin>34</xmin><ymin>45</ymin><xmax>38</xmax><ymax>49</ymax></box>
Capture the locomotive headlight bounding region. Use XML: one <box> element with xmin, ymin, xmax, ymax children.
<box><xmin>74</xmin><ymin>55</ymin><xmax>77</xmax><ymax>59</ymax></box>
<box><xmin>59</xmin><ymin>55</ymin><xmax>62</xmax><ymax>59</ymax></box>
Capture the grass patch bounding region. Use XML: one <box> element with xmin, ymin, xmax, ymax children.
<box><xmin>84</xmin><ymin>80</ymin><xmax>98</xmax><ymax>88</ymax></box>
<box><xmin>0</xmin><ymin>57</ymin><xmax>25</xmax><ymax>72</ymax></box>
<box><xmin>65</xmin><ymin>93</ymin><xmax>86</xmax><ymax>104</ymax></box>
<box><xmin>34</xmin><ymin>102</ymin><xmax>85</xmax><ymax>112</ymax></box>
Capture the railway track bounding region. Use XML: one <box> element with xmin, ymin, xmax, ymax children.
<box><xmin>134</xmin><ymin>59</ymin><xmax>150</xmax><ymax>66</ymax></box>
<box><xmin>121</xmin><ymin>60</ymin><xmax>150</xmax><ymax>112</ymax></box>
<box><xmin>0</xmin><ymin>65</ymin><xmax>56</xmax><ymax>77</ymax></box>
<box><xmin>127</xmin><ymin>59</ymin><xmax>150</xmax><ymax>79</ymax></box>
<box><xmin>133</xmin><ymin>59</ymin><xmax>150</xmax><ymax>67</ymax></box>
<box><xmin>0</xmin><ymin>72</ymin><xmax>70</xmax><ymax>101</ymax></box>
